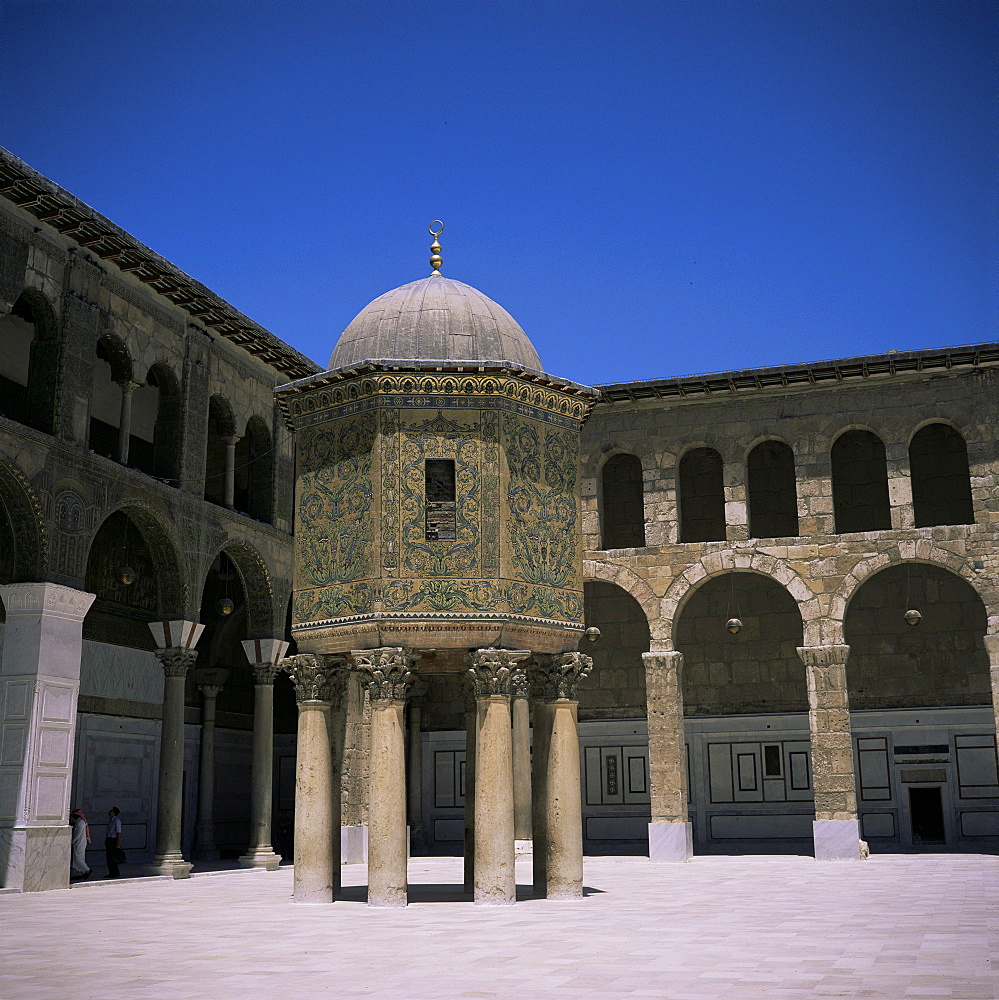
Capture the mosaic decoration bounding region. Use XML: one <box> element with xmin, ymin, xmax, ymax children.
<box><xmin>295</xmin><ymin>414</ymin><xmax>375</xmax><ymax>622</ymax></box>
<box><xmin>400</xmin><ymin>411</ymin><xmax>479</xmax><ymax>578</ymax></box>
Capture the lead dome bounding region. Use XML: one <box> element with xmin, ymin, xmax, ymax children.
<box><xmin>328</xmin><ymin>274</ymin><xmax>542</xmax><ymax>371</ymax></box>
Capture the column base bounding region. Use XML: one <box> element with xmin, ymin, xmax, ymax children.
<box><xmin>149</xmin><ymin>852</ymin><xmax>193</xmax><ymax>878</ymax></box>
<box><xmin>238</xmin><ymin>846</ymin><xmax>282</xmax><ymax>871</ymax></box>
<box><xmin>648</xmin><ymin>822</ymin><xmax>693</xmax><ymax>862</ymax></box>
<box><xmin>341</xmin><ymin>825</ymin><xmax>368</xmax><ymax>864</ymax></box>
<box><xmin>813</xmin><ymin>819</ymin><xmax>865</xmax><ymax>860</ymax></box>
<box><xmin>514</xmin><ymin>838</ymin><xmax>533</xmax><ymax>857</ymax></box>
<box><xmin>0</xmin><ymin>826</ymin><xmax>71</xmax><ymax>892</ymax></box>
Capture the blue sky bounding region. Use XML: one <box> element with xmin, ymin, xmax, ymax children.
<box><xmin>2</xmin><ymin>0</ymin><xmax>995</xmax><ymax>386</ymax></box>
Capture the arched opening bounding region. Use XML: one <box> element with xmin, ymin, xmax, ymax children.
<box><xmin>678</xmin><ymin>447</ymin><xmax>726</xmax><ymax>543</ymax></box>
<box><xmin>205</xmin><ymin>395</ymin><xmax>234</xmax><ymax>506</ymax></box>
<box><xmin>192</xmin><ymin>550</ymin><xmax>253</xmax><ymax>858</ymax></box>
<box><xmin>83</xmin><ymin>510</ymin><xmax>160</xmax><ymax>648</ymax></box>
<box><xmin>676</xmin><ymin>572</ymin><xmax>806</xmax><ymax>716</ymax></box>
<box><xmin>89</xmin><ymin>335</ymin><xmax>132</xmax><ymax>462</ymax></box>
<box><xmin>234</xmin><ymin>415</ymin><xmax>273</xmax><ymax>523</ymax></box>
<box><xmin>600</xmin><ymin>453</ymin><xmax>645</xmax><ymax>549</ymax></box>
<box><xmin>909</xmin><ymin>424</ymin><xmax>974</xmax><ymax>528</ymax></box>
<box><xmin>844</xmin><ymin>564</ymin><xmax>989</xmax><ymax>710</ymax></box>
<box><xmin>844</xmin><ymin>563</ymin><xmax>992</xmax><ymax>851</ymax></box>
<box><xmin>0</xmin><ymin>291</ymin><xmax>59</xmax><ymax>434</ymax></box>
<box><xmin>831</xmin><ymin>430</ymin><xmax>891</xmax><ymax>533</ymax></box>
<box><xmin>142</xmin><ymin>363</ymin><xmax>182</xmax><ymax>483</ymax></box>
<box><xmin>747</xmin><ymin>441</ymin><xmax>798</xmax><ymax>538</ymax></box>
<box><xmin>0</xmin><ymin>461</ymin><xmax>44</xmax><ymax>598</ymax></box>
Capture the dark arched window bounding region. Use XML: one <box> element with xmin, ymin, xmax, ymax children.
<box><xmin>234</xmin><ymin>415</ymin><xmax>273</xmax><ymax>523</ymax></box>
<box><xmin>0</xmin><ymin>291</ymin><xmax>59</xmax><ymax>434</ymax></box>
<box><xmin>205</xmin><ymin>395</ymin><xmax>235</xmax><ymax>506</ymax></box>
<box><xmin>146</xmin><ymin>364</ymin><xmax>182</xmax><ymax>484</ymax></box>
<box><xmin>89</xmin><ymin>336</ymin><xmax>132</xmax><ymax>462</ymax></box>
<box><xmin>909</xmin><ymin>424</ymin><xmax>974</xmax><ymax>527</ymax></box>
<box><xmin>831</xmin><ymin>430</ymin><xmax>891</xmax><ymax>533</ymax></box>
<box><xmin>747</xmin><ymin>441</ymin><xmax>798</xmax><ymax>538</ymax></box>
<box><xmin>678</xmin><ymin>447</ymin><xmax>726</xmax><ymax>542</ymax></box>
<box><xmin>601</xmin><ymin>453</ymin><xmax>645</xmax><ymax>548</ymax></box>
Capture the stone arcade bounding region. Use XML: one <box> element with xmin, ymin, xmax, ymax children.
<box><xmin>0</xmin><ymin>149</ymin><xmax>996</xmax><ymax>897</ymax></box>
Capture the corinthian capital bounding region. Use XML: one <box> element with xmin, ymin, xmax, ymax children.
<box><xmin>252</xmin><ymin>663</ymin><xmax>281</xmax><ymax>685</ymax></box>
<box><xmin>351</xmin><ymin>648</ymin><xmax>412</xmax><ymax>703</ymax></box>
<box><xmin>533</xmin><ymin>651</ymin><xmax>593</xmax><ymax>702</ymax></box>
<box><xmin>155</xmin><ymin>647</ymin><xmax>199</xmax><ymax>678</ymax></box>
<box><xmin>282</xmin><ymin>653</ymin><xmax>344</xmax><ymax>704</ymax></box>
<box><xmin>467</xmin><ymin>648</ymin><xmax>531</xmax><ymax>699</ymax></box>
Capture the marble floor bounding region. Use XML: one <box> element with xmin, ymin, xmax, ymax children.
<box><xmin>1</xmin><ymin>853</ymin><xmax>995</xmax><ymax>999</ymax></box>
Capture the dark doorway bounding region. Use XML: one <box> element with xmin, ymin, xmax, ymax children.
<box><xmin>908</xmin><ymin>787</ymin><xmax>946</xmax><ymax>845</ymax></box>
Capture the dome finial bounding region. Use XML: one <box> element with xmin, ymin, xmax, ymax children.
<box><xmin>429</xmin><ymin>220</ymin><xmax>444</xmax><ymax>275</ymax></box>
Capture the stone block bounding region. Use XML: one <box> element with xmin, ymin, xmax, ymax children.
<box><xmin>812</xmin><ymin>819</ymin><xmax>863</xmax><ymax>861</ymax></box>
<box><xmin>648</xmin><ymin>821</ymin><xmax>692</xmax><ymax>862</ymax></box>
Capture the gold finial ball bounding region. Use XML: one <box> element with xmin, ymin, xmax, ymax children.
<box><xmin>904</xmin><ymin>609</ymin><xmax>922</xmax><ymax>626</ymax></box>
<box><xmin>430</xmin><ymin>253</ymin><xmax>443</xmax><ymax>270</ymax></box>
<box><xmin>117</xmin><ymin>565</ymin><xmax>136</xmax><ymax>586</ymax></box>
<box><xmin>585</xmin><ymin>627</ymin><xmax>601</xmax><ymax>643</ymax></box>
<box><xmin>217</xmin><ymin>597</ymin><xmax>235</xmax><ymax>616</ymax></box>
<box><xmin>428</xmin><ymin>221</ymin><xmax>444</xmax><ymax>274</ymax></box>
<box><xmin>726</xmin><ymin>617</ymin><xmax>743</xmax><ymax>634</ymax></box>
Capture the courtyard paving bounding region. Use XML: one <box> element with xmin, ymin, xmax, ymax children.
<box><xmin>1</xmin><ymin>853</ymin><xmax>996</xmax><ymax>1000</ymax></box>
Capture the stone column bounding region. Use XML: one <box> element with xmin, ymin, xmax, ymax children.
<box><xmin>116</xmin><ymin>379</ymin><xmax>139</xmax><ymax>465</ymax></box>
<box><xmin>0</xmin><ymin>583</ymin><xmax>96</xmax><ymax>891</ymax></box>
<box><xmin>529</xmin><ymin>689</ymin><xmax>550</xmax><ymax>895</ymax></box>
<box><xmin>462</xmin><ymin>690</ymin><xmax>476</xmax><ymax>892</ymax></box>
<box><xmin>535</xmin><ymin>652</ymin><xmax>592</xmax><ymax>900</ymax></box>
<box><xmin>511</xmin><ymin>671</ymin><xmax>533</xmax><ymax>852</ymax></box>
<box><xmin>468</xmin><ymin>648</ymin><xmax>530</xmax><ymax>905</ymax></box>
<box><xmin>238</xmin><ymin>638</ymin><xmax>289</xmax><ymax>870</ymax></box>
<box><xmin>351</xmin><ymin>648</ymin><xmax>412</xmax><ymax>907</ymax></box>
<box><xmin>797</xmin><ymin>644</ymin><xmax>864</xmax><ymax>860</ymax></box>
<box><xmin>406</xmin><ymin>677</ymin><xmax>428</xmax><ymax>852</ymax></box>
<box><xmin>642</xmin><ymin>650</ymin><xmax>692</xmax><ymax>862</ymax></box>
<box><xmin>223</xmin><ymin>434</ymin><xmax>239</xmax><ymax>509</ymax></box>
<box><xmin>340</xmin><ymin>671</ymin><xmax>371</xmax><ymax>864</ymax></box>
<box><xmin>192</xmin><ymin>667</ymin><xmax>229</xmax><ymax>861</ymax></box>
<box><xmin>285</xmin><ymin>653</ymin><xmax>340</xmax><ymax>903</ymax></box>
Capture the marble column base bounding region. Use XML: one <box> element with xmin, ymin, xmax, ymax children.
<box><xmin>238</xmin><ymin>846</ymin><xmax>282</xmax><ymax>871</ymax></box>
<box><xmin>514</xmin><ymin>839</ymin><xmax>533</xmax><ymax>857</ymax></box>
<box><xmin>149</xmin><ymin>852</ymin><xmax>193</xmax><ymax>878</ymax></box>
<box><xmin>813</xmin><ymin>819</ymin><xmax>865</xmax><ymax>860</ymax></box>
<box><xmin>341</xmin><ymin>825</ymin><xmax>368</xmax><ymax>864</ymax></box>
<box><xmin>0</xmin><ymin>826</ymin><xmax>70</xmax><ymax>892</ymax></box>
<box><xmin>648</xmin><ymin>821</ymin><xmax>693</xmax><ymax>862</ymax></box>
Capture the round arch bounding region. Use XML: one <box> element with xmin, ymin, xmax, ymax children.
<box><xmin>0</xmin><ymin>458</ymin><xmax>46</xmax><ymax>584</ymax></box>
<box><xmin>583</xmin><ymin>558</ymin><xmax>662</xmax><ymax>642</ymax></box>
<box><xmin>661</xmin><ymin>551</ymin><xmax>822</xmax><ymax>647</ymax></box>
<box><xmin>204</xmin><ymin>538</ymin><xmax>275</xmax><ymax>638</ymax></box>
<box><xmin>95</xmin><ymin>331</ymin><xmax>134</xmax><ymax>384</ymax></box>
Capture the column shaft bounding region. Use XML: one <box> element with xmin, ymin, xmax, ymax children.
<box><xmin>798</xmin><ymin>644</ymin><xmax>864</xmax><ymax>860</ymax></box>
<box><xmin>643</xmin><ymin>650</ymin><xmax>692</xmax><ymax>862</ymax></box>
<box><xmin>545</xmin><ymin>699</ymin><xmax>583</xmax><ymax>898</ymax></box>
<box><xmin>294</xmin><ymin>701</ymin><xmax>334</xmax><ymax>901</ymax></box>
<box><xmin>239</xmin><ymin>669</ymin><xmax>281</xmax><ymax>869</ymax></box>
<box><xmin>512</xmin><ymin>692</ymin><xmax>532</xmax><ymax>844</ymax></box>
<box><xmin>463</xmin><ymin>697</ymin><xmax>476</xmax><ymax>891</ymax></box>
<box><xmin>367</xmin><ymin>700</ymin><xmax>408</xmax><ymax>905</ymax></box>
<box><xmin>530</xmin><ymin>697</ymin><xmax>550</xmax><ymax>895</ymax></box>
<box><xmin>193</xmin><ymin>688</ymin><xmax>220</xmax><ymax>860</ymax></box>
<box><xmin>223</xmin><ymin>435</ymin><xmax>238</xmax><ymax>509</ymax></box>
<box><xmin>117</xmin><ymin>380</ymin><xmax>136</xmax><ymax>465</ymax></box>
<box><xmin>474</xmin><ymin>694</ymin><xmax>516</xmax><ymax>904</ymax></box>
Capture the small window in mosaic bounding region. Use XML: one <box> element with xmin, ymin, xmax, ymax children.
<box><xmin>425</xmin><ymin>459</ymin><xmax>456</xmax><ymax>541</ymax></box>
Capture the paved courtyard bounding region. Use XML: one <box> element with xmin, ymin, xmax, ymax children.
<box><xmin>1</xmin><ymin>853</ymin><xmax>996</xmax><ymax>1000</ymax></box>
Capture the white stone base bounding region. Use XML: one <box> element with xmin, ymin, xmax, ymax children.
<box><xmin>238</xmin><ymin>846</ymin><xmax>282</xmax><ymax>871</ymax></box>
<box><xmin>813</xmin><ymin>819</ymin><xmax>864</xmax><ymax>860</ymax></box>
<box><xmin>341</xmin><ymin>825</ymin><xmax>368</xmax><ymax>864</ymax></box>
<box><xmin>0</xmin><ymin>826</ymin><xmax>71</xmax><ymax>891</ymax></box>
<box><xmin>149</xmin><ymin>852</ymin><xmax>193</xmax><ymax>878</ymax></box>
<box><xmin>648</xmin><ymin>822</ymin><xmax>693</xmax><ymax>862</ymax></box>
<box><xmin>514</xmin><ymin>839</ymin><xmax>533</xmax><ymax>857</ymax></box>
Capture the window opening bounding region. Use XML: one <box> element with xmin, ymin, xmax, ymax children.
<box><xmin>425</xmin><ymin>459</ymin><xmax>456</xmax><ymax>541</ymax></box>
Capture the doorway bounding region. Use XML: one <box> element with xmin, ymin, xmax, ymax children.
<box><xmin>908</xmin><ymin>786</ymin><xmax>946</xmax><ymax>845</ymax></box>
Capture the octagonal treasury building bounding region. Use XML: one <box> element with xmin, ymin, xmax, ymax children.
<box><xmin>1</xmin><ymin>155</ymin><xmax>997</xmax><ymax>902</ymax></box>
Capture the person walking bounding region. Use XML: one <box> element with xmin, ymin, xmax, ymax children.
<box><xmin>70</xmin><ymin>808</ymin><xmax>91</xmax><ymax>879</ymax></box>
<box><xmin>104</xmin><ymin>806</ymin><xmax>123</xmax><ymax>878</ymax></box>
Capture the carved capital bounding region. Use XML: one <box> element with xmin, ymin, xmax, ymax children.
<box><xmin>351</xmin><ymin>647</ymin><xmax>412</xmax><ymax>703</ymax></box>
<box><xmin>797</xmin><ymin>645</ymin><xmax>851</xmax><ymax>669</ymax></box>
<box><xmin>155</xmin><ymin>647</ymin><xmax>199</xmax><ymax>678</ymax></box>
<box><xmin>511</xmin><ymin>669</ymin><xmax>531</xmax><ymax>699</ymax></box>
<box><xmin>252</xmin><ymin>663</ymin><xmax>281</xmax><ymax>685</ymax></box>
<box><xmin>533</xmin><ymin>651</ymin><xmax>592</xmax><ymax>701</ymax></box>
<box><xmin>195</xmin><ymin>667</ymin><xmax>230</xmax><ymax>697</ymax></box>
<box><xmin>467</xmin><ymin>648</ymin><xmax>531</xmax><ymax>699</ymax></box>
<box><xmin>283</xmin><ymin>653</ymin><xmax>344</xmax><ymax>704</ymax></box>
